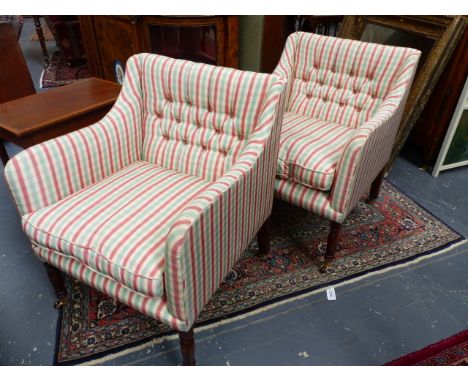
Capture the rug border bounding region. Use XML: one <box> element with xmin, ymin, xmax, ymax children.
<box><xmin>55</xmin><ymin>180</ymin><xmax>467</xmax><ymax>365</ymax></box>
<box><xmin>385</xmin><ymin>329</ymin><xmax>468</xmax><ymax>365</ymax></box>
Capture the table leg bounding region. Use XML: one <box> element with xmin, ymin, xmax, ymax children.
<box><xmin>33</xmin><ymin>16</ymin><xmax>49</xmax><ymax>67</ymax></box>
<box><xmin>0</xmin><ymin>140</ymin><xmax>9</xmax><ymax>166</ymax></box>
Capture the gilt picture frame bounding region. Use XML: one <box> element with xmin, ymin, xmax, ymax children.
<box><xmin>338</xmin><ymin>16</ymin><xmax>466</xmax><ymax>169</ymax></box>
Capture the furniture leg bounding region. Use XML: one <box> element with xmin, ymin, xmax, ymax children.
<box><xmin>179</xmin><ymin>328</ymin><xmax>196</xmax><ymax>366</ymax></box>
<box><xmin>257</xmin><ymin>215</ymin><xmax>271</xmax><ymax>255</ymax></box>
<box><xmin>319</xmin><ymin>221</ymin><xmax>342</xmax><ymax>273</ymax></box>
<box><xmin>43</xmin><ymin>263</ymin><xmax>68</xmax><ymax>309</ymax></box>
<box><xmin>368</xmin><ymin>169</ymin><xmax>385</xmax><ymax>201</ymax></box>
<box><xmin>33</xmin><ymin>16</ymin><xmax>49</xmax><ymax>67</ymax></box>
<box><xmin>0</xmin><ymin>140</ymin><xmax>9</xmax><ymax>166</ymax></box>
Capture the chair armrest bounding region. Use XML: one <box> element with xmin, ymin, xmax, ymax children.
<box><xmin>330</xmin><ymin>52</ymin><xmax>419</xmax><ymax>217</ymax></box>
<box><xmin>164</xmin><ymin>79</ymin><xmax>286</xmax><ymax>330</ymax></box>
<box><xmin>4</xmin><ymin>55</ymin><xmax>144</xmax><ymax>216</ymax></box>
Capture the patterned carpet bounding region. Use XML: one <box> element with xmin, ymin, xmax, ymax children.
<box><xmin>55</xmin><ymin>180</ymin><xmax>464</xmax><ymax>364</ymax></box>
<box><xmin>40</xmin><ymin>51</ymin><xmax>90</xmax><ymax>88</ymax></box>
<box><xmin>386</xmin><ymin>329</ymin><xmax>468</xmax><ymax>365</ymax></box>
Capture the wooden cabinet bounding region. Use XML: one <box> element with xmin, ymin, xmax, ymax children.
<box><xmin>79</xmin><ymin>16</ymin><xmax>239</xmax><ymax>82</ymax></box>
<box><xmin>407</xmin><ymin>25</ymin><xmax>468</xmax><ymax>165</ymax></box>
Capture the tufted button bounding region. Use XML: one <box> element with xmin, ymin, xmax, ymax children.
<box><xmin>222</xmin><ymin>150</ymin><xmax>229</xmax><ymax>156</ymax></box>
<box><xmin>163</xmin><ymin>134</ymin><xmax>169</xmax><ymax>140</ymax></box>
<box><xmin>303</xmin><ymin>77</ymin><xmax>308</xmax><ymax>83</ymax></box>
<box><xmin>238</xmin><ymin>133</ymin><xmax>244</xmax><ymax>140</ymax></box>
<box><xmin>167</xmin><ymin>96</ymin><xmax>173</xmax><ymax>102</ymax></box>
<box><xmin>323</xmin><ymin>97</ymin><xmax>328</xmax><ymax>103</ymax></box>
<box><xmin>182</xmin><ymin>138</ymin><xmax>188</xmax><ymax>145</ymax></box>
<box><xmin>336</xmin><ymin>84</ymin><xmax>341</xmax><ymax>90</ymax></box>
<box><xmin>230</xmin><ymin>112</ymin><xmax>235</xmax><ymax>118</ymax></box>
<box><xmin>208</xmin><ymin>105</ymin><xmax>213</xmax><ymax>112</ymax></box>
<box><xmin>201</xmin><ymin>144</ymin><xmax>207</xmax><ymax>150</ymax></box>
<box><xmin>314</xmin><ymin>64</ymin><xmax>319</xmax><ymax>69</ymax></box>
<box><xmin>356</xmin><ymin>106</ymin><xmax>362</xmax><ymax>112</ymax></box>
<box><xmin>339</xmin><ymin>102</ymin><xmax>345</xmax><ymax>107</ymax></box>
<box><xmin>353</xmin><ymin>89</ymin><xmax>358</xmax><ymax>95</ymax></box>
<box><xmin>319</xmin><ymin>81</ymin><xmax>324</xmax><ymax>86</ymax></box>
<box><xmin>156</xmin><ymin>112</ymin><xmax>162</xmax><ymax>118</ymax></box>
<box><xmin>215</xmin><ymin>128</ymin><xmax>222</xmax><ymax>134</ymax></box>
<box><xmin>176</xmin><ymin>117</ymin><xmax>181</xmax><ymax>123</ymax></box>
<box><xmin>187</xmin><ymin>101</ymin><xmax>192</xmax><ymax>106</ymax></box>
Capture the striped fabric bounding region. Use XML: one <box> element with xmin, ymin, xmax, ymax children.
<box><xmin>4</xmin><ymin>53</ymin><xmax>287</xmax><ymax>332</ymax></box>
<box><xmin>165</xmin><ymin>80</ymin><xmax>286</xmax><ymax>326</ymax></box>
<box><xmin>276</xmin><ymin>112</ymin><xmax>354</xmax><ymax>191</ymax></box>
<box><xmin>140</xmin><ymin>53</ymin><xmax>275</xmax><ymax>182</ymax></box>
<box><xmin>275</xmin><ymin>178</ymin><xmax>344</xmax><ymax>223</ymax></box>
<box><xmin>4</xmin><ymin>55</ymin><xmax>144</xmax><ymax>217</ymax></box>
<box><xmin>23</xmin><ymin>161</ymin><xmax>209</xmax><ymax>298</ymax></box>
<box><xmin>33</xmin><ymin>245</ymin><xmax>186</xmax><ymax>330</ymax></box>
<box><xmin>274</xmin><ymin>32</ymin><xmax>418</xmax><ymax>129</ymax></box>
<box><xmin>274</xmin><ymin>32</ymin><xmax>420</xmax><ymax>222</ymax></box>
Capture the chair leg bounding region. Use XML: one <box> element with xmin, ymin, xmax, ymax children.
<box><xmin>0</xmin><ymin>140</ymin><xmax>9</xmax><ymax>167</ymax></box>
<box><xmin>368</xmin><ymin>169</ymin><xmax>385</xmax><ymax>201</ymax></box>
<box><xmin>319</xmin><ymin>221</ymin><xmax>342</xmax><ymax>273</ymax></box>
<box><xmin>43</xmin><ymin>263</ymin><xmax>68</xmax><ymax>309</ymax></box>
<box><xmin>179</xmin><ymin>328</ymin><xmax>196</xmax><ymax>366</ymax></box>
<box><xmin>257</xmin><ymin>215</ymin><xmax>271</xmax><ymax>255</ymax></box>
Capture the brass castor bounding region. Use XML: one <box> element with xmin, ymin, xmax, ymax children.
<box><xmin>319</xmin><ymin>259</ymin><xmax>333</xmax><ymax>273</ymax></box>
<box><xmin>53</xmin><ymin>296</ymin><xmax>68</xmax><ymax>309</ymax></box>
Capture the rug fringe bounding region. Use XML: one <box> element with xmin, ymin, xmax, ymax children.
<box><xmin>80</xmin><ymin>239</ymin><xmax>468</xmax><ymax>365</ymax></box>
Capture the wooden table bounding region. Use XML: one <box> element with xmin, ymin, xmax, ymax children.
<box><xmin>0</xmin><ymin>77</ymin><xmax>121</xmax><ymax>166</ymax></box>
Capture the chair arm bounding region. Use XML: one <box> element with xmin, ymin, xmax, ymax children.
<box><xmin>329</xmin><ymin>50</ymin><xmax>419</xmax><ymax>218</ymax></box>
<box><xmin>164</xmin><ymin>80</ymin><xmax>286</xmax><ymax>330</ymax></box>
<box><xmin>4</xmin><ymin>56</ymin><xmax>144</xmax><ymax>216</ymax></box>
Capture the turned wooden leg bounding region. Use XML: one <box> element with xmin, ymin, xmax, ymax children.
<box><xmin>0</xmin><ymin>140</ymin><xmax>9</xmax><ymax>167</ymax></box>
<box><xmin>33</xmin><ymin>16</ymin><xmax>49</xmax><ymax>67</ymax></box>
<box><xmin>257</xmin><ymin>216</ymin><xmax>271</xmax><ymax>255</ymax></box>
<box><xmin>368</xmin><ymin>169</ymin><xmax>385</xmax><ymax>202</ymax></box>
<box><xmin>43</xmin><ymin>263</ymin><xmax>68</xmax><ymax>309</ymax></box>
<box><xmin>319</xmin><ymin>221</ymin><xmax>342</xmax><ymax>273</ymax></box>
<box><xmin>179</xmin><ymin>328</ymin><xmax>196</xmax><ymax>366</ymax></box>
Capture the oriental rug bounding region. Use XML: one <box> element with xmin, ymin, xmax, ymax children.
<box><xmin>386</xmin><ymin>329</ymin><xmax>468</xmax><ymax>365</ymax></box>
<box><xmin>54</xmin><ymin>180</ymin><xmax>465</xmax><ymax>364</ymax></box>
<box><xmin>40</xmin><ymin>50</ymin><xmax>91</xmax><ymax>88</ymax></box>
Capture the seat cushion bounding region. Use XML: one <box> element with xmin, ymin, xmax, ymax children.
<box><xmin>22</xmin><ymin>161</ymin><xmax>210</xmax><ymax>298</ymax></box>
<box><xmin>276</xmin><ymin>112</ymin><xmax>355</xmax><ymax>191</ymax></box>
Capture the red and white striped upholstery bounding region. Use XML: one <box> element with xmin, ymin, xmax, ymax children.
<box><xmin>5</xmin><ymin>54</ymin><xmax>287</xmax><ymax>331</ymax></box>
<box><xmin>276</xmin><ymin>112</ymin><xmax>354</xmax><ymax>191</ymax></box>
<box><xmin>274</xmin><ymin>32</ymin><xmax>420</xmax><ymax>222</ymax></box>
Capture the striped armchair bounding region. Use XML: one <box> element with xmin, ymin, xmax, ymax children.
<box><xmin>273</xmin><ymin>32</ymin><xmax>420</xmax><ymax>271</ymax></box>
<box><xmin>4</xmin><ymin>54</ymin><xmax>287</xmax><ymax>365</ymax></box>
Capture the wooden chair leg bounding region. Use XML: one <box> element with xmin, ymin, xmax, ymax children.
<box><xmin>319</xmin><ymin>221</ymin><xmax>342</xmax><ymax>273</ymax></box>
<box><xmin>257</xmin><ymin>215</ymin><xmax>271</xmax><ymax>255</ymax></box>
<box><xmin>43</xmin><ymin>263</ymin><xmax>68</xmax><ymax>309</ymax></box>
<box><xmin>0</xmin><ymin>140</ymin><xmax>9</xmax><ymax>166</ymax></box>
<box><xmin>368</xmin><ymin>169</ymin><xmax>385</xmax><ymax>201</ymax></box>
<box><xmin>179</xmin><ymin>328</ymin><xmax>196</xmax><ymax>366</ymax></box>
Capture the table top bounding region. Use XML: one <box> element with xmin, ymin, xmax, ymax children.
<box><xmin>0</xmin><ymin>77</ymin><xmax>121</xmax><ymax>137</ymax></box>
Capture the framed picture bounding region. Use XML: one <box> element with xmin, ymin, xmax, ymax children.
<box><xmin>338</xmin><ymin>16</ymin><xmax>466</xmax><ymax>169</ymax></box>
<box><xmin>432</xmin><ymin>77</ymin><xmax>468</xmax><ymax>177</ymax></box>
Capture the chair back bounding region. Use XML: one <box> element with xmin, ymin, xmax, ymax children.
<box><xmin>274</xmin><ymin>32</ymin><xmax>419</xmax><ymax>128</ymax></box>
<box><xmin>134</xmin><ymin>54</ymin><xmax>276</xmax><ymax>181</ymax></box>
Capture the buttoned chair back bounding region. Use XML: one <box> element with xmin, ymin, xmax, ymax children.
<box><xmin>275</xmin><ymin>32</ymin><xmax>418</xmax><ymax>129</ymax></box>
<box><xmin>139</xmin><ymin>54</ymin><xmax>276</xmax><ymax>181</ymax></box>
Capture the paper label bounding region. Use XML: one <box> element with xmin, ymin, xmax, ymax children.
<box><xmin>326</xmin><ymin>287</ymin><xmax>336</xmax><ymax>300</ymax></box>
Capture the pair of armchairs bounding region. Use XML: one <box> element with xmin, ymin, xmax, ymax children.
<box><xmin>4</xmin><ymin>33</ymin><xmax>420</xmax><ymax>365</ymax></box>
